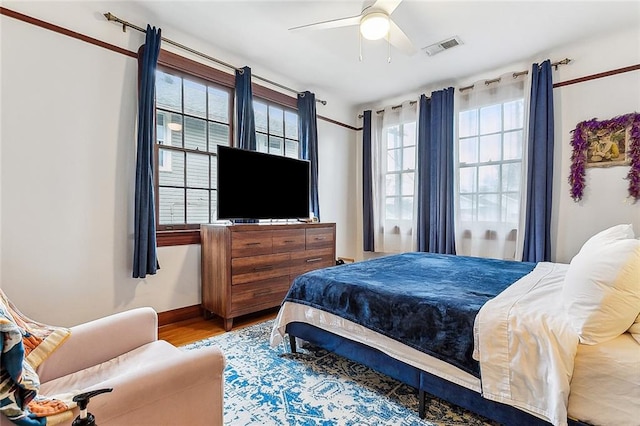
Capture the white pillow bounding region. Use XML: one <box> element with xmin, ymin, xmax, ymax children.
<box><xmin>581</xmin><ymin>224</ymin><xmax>635</xmax><ymax>251</ymax></box>
<box><xmin>562</xmin><ymin>230</ymin><xmax>640</xmax><ymax>345</ymax></box>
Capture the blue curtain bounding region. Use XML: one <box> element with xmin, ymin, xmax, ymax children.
<box><xmin>362</xmin><ymin>110</ymin><xmax>374</xmax><ymax>251</ymax></box>
<box><xmin>235</xmin><ymin>66</ymin><xmax>256</xmax><ymax>151</ymax></box>
<box><xmin>416</xmin><ymin>89</ymin><xmax>456</xmax><ymax>254</ymax></box>
<box><xmin>523</xmin><ymin>60</ymin><xmax>554</xmax><ymax>262</ymax></box>
<box><xmin>298</xmin><ymin>91</ymin><xmax>320</xmax><ymax>220</ymax></box>
<box><xmin>133</xmin><ymin>25</ymin><xmax>161</xmax><ymax>279</ymax></box>
<box><xmin>417</xmin><ymin>96</ymin><xmax>431</xmax><ymax>252</ymax></box>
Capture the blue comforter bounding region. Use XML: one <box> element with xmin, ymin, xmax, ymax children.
<box><xmin>284</xmin><ymin>252</ymin><xmax>536</xmax><ymax>377</ymax></box>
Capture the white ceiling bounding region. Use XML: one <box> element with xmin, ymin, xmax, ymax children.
<box><xmin>126</xmin><ymin>1</ymin><xmax>640</xmax><ymax>107</ymax></box>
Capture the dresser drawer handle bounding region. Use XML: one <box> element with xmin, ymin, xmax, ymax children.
<box><xmin>253</xmin><ymin>265</ymin><xmax>273</xmax><ymax>272</ymax></box>
<box><xmin>245</xmin><ymin>242</ymin><xmax>262</xmax><ymax>246</ymax></box>
<box><xmin>306</xmin><ymin>258</ymin><xmax>323</xmax><ymax>263</ymax></box>
<box><xmin>284</xmin><ymin>240</ymin><xmax>296</xmax><ymax>243</ymax></box>
<box><xmin>314</xmin><ymin>237</ymin><xmax>326</xmax><ymax>241</ymax></box>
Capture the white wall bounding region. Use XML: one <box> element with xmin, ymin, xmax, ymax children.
<box><xmin>353</xmin><ymin>25</ymin><xmax>640</xmax><ymax>263</ymax></box>
<box><xmin>0</xmin><ymin>2</ymin><xmax>357</xmax><ymax>326</ymax></box>
<box><xmin>317</xmin><ymin>119</ymin><xmax>358</xmax><ymax>259</ymax></box>
<box><xmin>550</xmin><ymin>26</ymin><xmax>640</xmax><ymax>262</ymax></box>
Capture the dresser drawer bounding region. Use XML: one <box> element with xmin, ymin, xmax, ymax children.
<box><xmin>305</xmin><ymin>227</ymin><xmax>334</xmax><ymax>250</ymax></box>
<box><xmin>231</xmin><ymin>231</ymin><xmax>273</xmax><ymax>257</ymax></box>
<box><xmin>229</xmin><ymin>277</ymin><xmax>291</xmax><ymax>317</ymax></box>
<box><xmin>272</xmin><ymin>229</ymin><xmax>305</xmax><ymax>253</ymax></box>
<box><xmin>290</xmin><ymin>247</ymin><xmax>335</xmax><ymax>277</ymax></box>
<box><xmin>231</xmin><ymin>252</ymin><xmax>290</xmax><ymax>285</ymax></box>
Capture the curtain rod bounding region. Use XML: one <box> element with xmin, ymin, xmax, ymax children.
<box><xmin>357</xmin><ymin>100</ymin><xmax>419</xmax><ymax>119</ymax></box>
<box><xmin>357</xmin><ymin>58</ymin><xmax>572</xmax><ymax>118</ymax></box>
<box><xmin>458</xmin><ymin>58</ymin><xmax>571</xmax><ymax>92</ymax></box>
<box><xmin>103</xmin><ymin>12</ymin><xmax>327</xmax><ymax>106</ymax></box>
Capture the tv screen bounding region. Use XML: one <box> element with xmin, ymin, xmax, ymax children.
<box><xmin>217</xmin><ymin>146</ymin><xmax>310</xmax><ymax>220</ymax></box>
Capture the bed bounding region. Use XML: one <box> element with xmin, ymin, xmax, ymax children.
<box><xmin>270</xmin><ymin>228</ymin><xmax>640</xmax><ymax>426</ymax></box>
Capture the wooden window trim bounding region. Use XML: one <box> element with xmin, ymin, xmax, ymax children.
<box><xmin>253</xmin><ymin>84</ymin><xmax>296</xmax><ymax>109</ymax></box>
<box><xmin>157</xmin><ymin>229</ymin><xmax>201</xmax><ymax>247</ymax></box>
<box><xmin>158</xmin><ymin>50</ymin><xmax>235</xmax><ymax>88</ymax></box>
<box><xmin>154</xmin><ymin>49</ymin><xmax>298</xmax><ymax>247</ymax></box>
<box><xmin>158</xmin><ymin>50</ymin><xmax>298</xmax><ymax>109</ymax></box>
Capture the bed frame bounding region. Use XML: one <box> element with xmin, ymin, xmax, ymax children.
<box><xmin>286</xmin><ymin>322</ymin><xmax>589</xmax><ymax>426</ymax></box>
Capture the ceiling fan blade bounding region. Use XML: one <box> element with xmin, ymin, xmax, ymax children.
<box><xmin>288</xmin><ymin>15</ymin><xmax>361</xmax><ymax>31</ymax></box>
<box><xmin>370</xmin><ymin>0</ymin><xmax>403</xmax><ymax>15</ymax></box>
<box><xmin>386</xmin><ymin>19</ymin><xmax>417</xmax><ymax>55</ymax></box>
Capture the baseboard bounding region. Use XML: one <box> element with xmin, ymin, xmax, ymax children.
<box><xmin>158</xmin><ymin>304</ymin><xmax>202</xmax><ymax>326</ymax></box>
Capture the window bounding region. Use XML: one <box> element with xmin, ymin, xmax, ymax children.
<box><xmin>384</xmin><ymin>122</ymin><xmax>416</xmax><ymax>223</ymax></box>
<box><xmin>458</xmin><ymin>99</ymin><xmax>524</xmax><ymax>225</ymax></box>
<box><xmin>151</xmin><ymin>52</ymin><xmax>300</xmax><ymax>245</ymax></box>
<box><xmin>370</xmin><ymin>102</ymin><xmax>418</xmax><ymax>253</ymax></box>
<box><xmin>155</xmin><ymin>69</ymin><xmax>232</xmax><ymax>228</ymax></box>
<box><xmin>253</xmin><ymin>100</ymin><xmax>299</xmax><ymax>158</ymax></box>
<box><xmin>455</xmin><ymin>82</ymin><xmax>526</xmax><ymax>260</ymax></box>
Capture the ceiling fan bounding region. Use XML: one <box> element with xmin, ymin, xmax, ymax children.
<box><xmin>288</xmin><ymin>0</ymin><xmax>417</xmax><ymax>59</ymax></box>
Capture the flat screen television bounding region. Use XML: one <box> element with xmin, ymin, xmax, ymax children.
<box><xmin>217</xmin><ymin>145</ymin><xmax>310</xmax><ymax>220</ymax></box>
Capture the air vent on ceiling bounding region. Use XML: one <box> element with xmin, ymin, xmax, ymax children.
<box><xmin>422</xmin><ymin>36</ymin><xmax>463</xmax><ymax>56</ymax></box>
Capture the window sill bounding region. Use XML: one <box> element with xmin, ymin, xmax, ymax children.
<box><xmin>157</xmin><ymin>229</ymin><xmax>201</xmax><ymax>247</ymax></box>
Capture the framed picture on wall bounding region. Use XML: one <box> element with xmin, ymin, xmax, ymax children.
<box><xmin>569</xmin><ymin>112</ymin><xmax>639</xmax><ymax>202</ymax></box>
<box><xmin>585</xmin><ymin>125</ymin><xmax>630</xmax><ymax>168</ymax></box>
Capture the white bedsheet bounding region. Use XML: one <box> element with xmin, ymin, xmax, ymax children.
<box><xmin>474</xmin><ymin>262</ymin><xmax>580</xmax><ymax>426</ymax></box>
<box><xmin>568</xmin><ymin>332</ymin><xmax>640</xmax><ymax>426</ymax></box>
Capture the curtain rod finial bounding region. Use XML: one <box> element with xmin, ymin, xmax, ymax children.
<box><xmin>553</xmin><ymin>58</ymin><xmax>572</xmax><ymax>70</ymax></box>
<box><xmin>103</xmin><ymin>12</ymin><xmax>126</xmax><ymax>32</ymax></box>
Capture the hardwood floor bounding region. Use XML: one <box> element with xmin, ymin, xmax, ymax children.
<box><xmin>158</xmin><ymin>307</ymin><xmax>279</xmax><ymax>346</ymax></box>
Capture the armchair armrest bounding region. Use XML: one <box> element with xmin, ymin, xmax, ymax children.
<box><xmin>88</xmin><ymin>345</ymin><xmax>225</xmax><ymax>426</ymax></box>
<box><xmin>37</xmin><ymin>307</ymin><xmax>158</xmax><ymax>383</ymax></box>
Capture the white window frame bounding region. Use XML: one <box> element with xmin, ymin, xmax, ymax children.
<box><xmin>383</xmin><ymin>122</ymin><xmax>416</xmax><ymax>226</ymax></box>
<box><xmin>454</xmin><ymin>74</ymin><xmax>528</xmax><ymax>261</ymax></box>
<box><xmin>457</xmin><ymin>100</ymin><xmax>524</xmax><ymax>224</ymax></box>
<box><xmin>371</xmin><ymin>101</ymin><xmax>418</xmax><ymax>253</ymax></box>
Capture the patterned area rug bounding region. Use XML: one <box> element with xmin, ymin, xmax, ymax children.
<box><xmin>182</xmin><ymin>320</ymin><xmax>496</xmax><ymax>426</ymax></box>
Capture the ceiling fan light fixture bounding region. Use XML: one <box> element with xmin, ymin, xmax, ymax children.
<box><xmin>359</xmin><ymin>12</ymin><xmax>389</xmax><ymax>41</ymax></box>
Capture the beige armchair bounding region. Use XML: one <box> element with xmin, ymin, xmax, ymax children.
<box><xmin>2</xmin><ymin>307</ymin><xmax>225</xmax><ymax>426</ymax></box>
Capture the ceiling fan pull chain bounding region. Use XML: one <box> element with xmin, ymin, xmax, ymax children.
<box><xmin>387</xmin><ymin>29</ymin><xmax>392</xmax><ymax>63</ymax></box>
<box><xmin>359</xmin><ymin>31</ymin><xmax>363</xmax><ymax>62</ymax></box>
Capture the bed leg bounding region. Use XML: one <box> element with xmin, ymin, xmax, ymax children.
<box><xmin>418</xmin><ymin>389</ymin><xmax>426</xmax><ymax>419</ymax></box>
<box><xmin>288</xmin><ymin>334</ymin><xmax>297</xmax><ymax>353</ymax></box>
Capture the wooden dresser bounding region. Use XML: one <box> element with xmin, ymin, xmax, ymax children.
<box><xmin>200</xmin><ymin>222</ymin><xmax>336</xmax><ymax>330</ymax></box>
